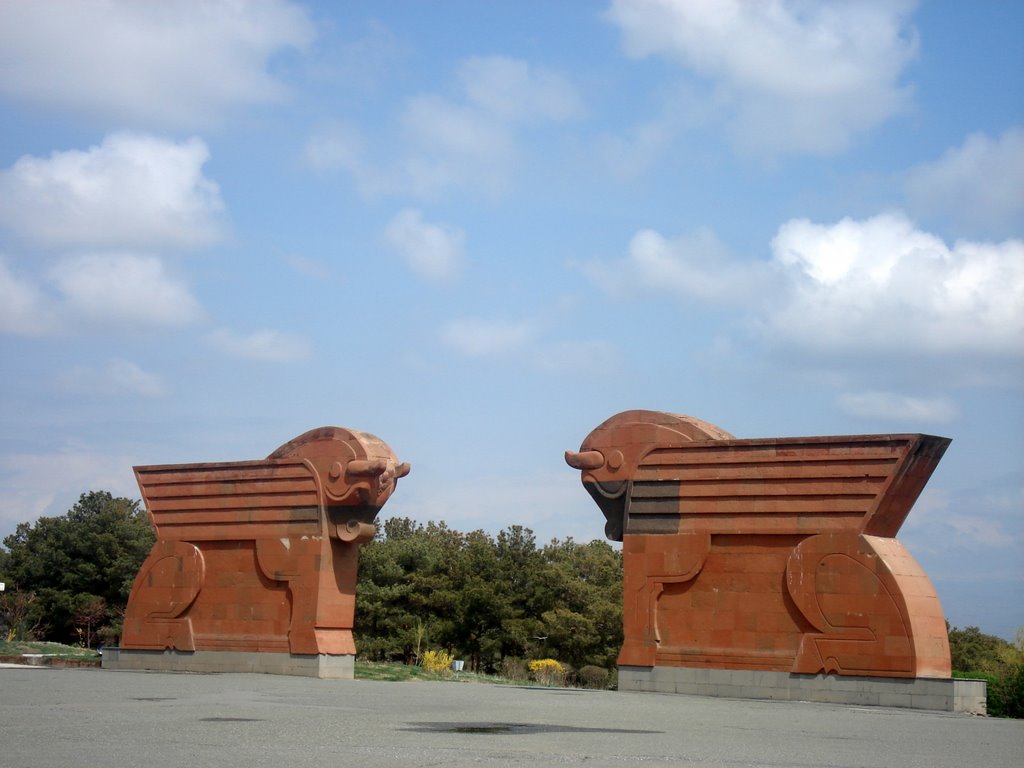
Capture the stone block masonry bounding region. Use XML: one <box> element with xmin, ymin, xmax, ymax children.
<box><xmin>618</xmin><ymin>666</ymin><xmax>986</xmax><ymax>714</ymax></box>
<box><xmin>568</xmin><ymin>410</ymin><xmax>970</xmax><ymax>712</ymax></box>
<box><xmin>104</xmin><ymin>426</ymin><xmax>408</xmax><ymax>679</ymax></box>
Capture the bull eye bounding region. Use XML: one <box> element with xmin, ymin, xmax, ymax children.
<box><xmin>607</xmin><ymin>450</ymin><xmax>624</xmax><ymax>471</ymax></box>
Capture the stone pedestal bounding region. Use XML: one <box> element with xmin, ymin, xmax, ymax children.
<box><xmin>102</xmin><ymin>647</ymin><xmax>355</xmax><ymax>679</ymax></box>
<box><xmin>618</xmin><ymin>666</ymin><xmax>986</xmax><ymax>714</ymax></box>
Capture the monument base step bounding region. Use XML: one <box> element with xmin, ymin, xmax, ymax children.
<box><xmin>618</xmin><ymin>665</ymin><xmax>987</xmax><ymax>714</ymax></box>
<box><xmin>101</xmin><ymin>648</ymin><xmax>354</xmax><ymax>679</ymax></box>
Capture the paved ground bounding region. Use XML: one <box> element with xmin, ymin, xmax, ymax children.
<box><xmin>2</xmin><ymin>666</ymin><xmax>1022</xmax><ymax>767</ymax></box>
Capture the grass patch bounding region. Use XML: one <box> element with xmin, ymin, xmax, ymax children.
<box><xmin>355</xmin><ymin>660</ymin><xmax>514</xmax><ymax>685</ymax></box>
<box><xmin>355</xmin><ymin>660</ymin><xmax>444</xmax><ymax>681</ymax></box>
<box><xmin>0</xmin><ymin>639</ymin><xmax>100</xmax><ymax>659</ymax></box>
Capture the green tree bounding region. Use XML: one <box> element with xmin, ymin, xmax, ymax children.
<box><xmin>536</xmin><ymin>538</ymin><xmax>622</xmax><ymax>669</ymax></box>
<box><xmin>0</xmin><ymin>588</ymin><xmax>46</xmax><ymax>641</ymax></box>
<box><xmin>948</xmin><ymin>624</ymin><xmax>1013</xmax><ymax>674</ymax></box>
<box><xmin>454</xmin><ymin>529</ymin><xmax>511</xmax><ymax>670</ymax></box>
<box><xmin>0</xmin><ymin>491</ymin><xmax>155</xmax><ymax>644</ymax></box>
<box><xmin>356</xmin><ymin>518</ymin><xmax>466</xmax><ymax>662</ymax></box>
<box><xmin>354</xmin><ymin>517</ymin><xmax>624</xmax><ymax>676</ymax></box>
<box><xmin>948</xmin><ymin>623</ymin><xmax>1024</xmax><ymax>718</ymax></box>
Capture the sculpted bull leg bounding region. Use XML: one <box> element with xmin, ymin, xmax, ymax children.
<box><xmin>619</xmin><ymin>532</ymin><xmax>710</xmax><ymax>667</ymax></box>
<box><xmin>786</xmin><ymin>533</ymin><xmax>950</xmax><ymax>678</ymax></box>
<box><xmin>309</xmin><ymin>538</ymin><xmax>360</xmax><ymax>655</ymax></box>
<box><xmin>255</xmin><ymin>536</ymin><xmax>320</xmax><ymax>655</ymax></box>
<box><xmin>121</xmin><ymin>540</ymin><xmax>204</xmax><ymax>651</ymax></box>
<box><xmin>255</xmin><ymin>521</ymin><xmax>373</xmax><ymax>656</ymax></box>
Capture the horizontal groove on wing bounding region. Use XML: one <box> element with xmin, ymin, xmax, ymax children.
<box><xmin>628</xmin><ymin>439</ymin><xmax>908</xmax><ymax>520</ymax></box>
<box><xmin>137</xmin><ymin>460</ymin><xmax>319</xmax><ymax>527</ymax></box>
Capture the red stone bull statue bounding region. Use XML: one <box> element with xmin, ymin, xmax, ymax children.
<box><xmin>105</xmin><ymin>426</ymin><xmax>408</xmax><ymax>678</ymax></box>
<box><xmin>567</xmin><ymin>410</ymin><xmax>982</xmax><ymax>711</ymax></box>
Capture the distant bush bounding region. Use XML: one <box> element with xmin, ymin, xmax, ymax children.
<box><xmin>499</xmin><ymin>656</ymin><xmax>528</xmax><ymax>681</ymax></box>
<box><xmin>560</xmin><ymin>662</ymin><xmax>577</xmax><ymax>687</ymax></box>
<box><xmin>988</xmin><ymin>665</ymin><xmax>1024</xmax><ymax>719</ymax></box>
<box><xmin>421</xmin><ymin>649</ymin><xmax>454</xmax><ymax>676</ymax></box>
<box><xmin>528</xmin><ymin>658</ymin><xmax>565</xmax><ymax>686</ymax></box>
<box><xmin>949</xmin><ymin>624</ymin><xmax>1024</xmax><ymax>718</ymax></box>
<box><xmin>579</xmin><ymin>665</ymin><xmax>610</xmax><ymax>689</ymax></box>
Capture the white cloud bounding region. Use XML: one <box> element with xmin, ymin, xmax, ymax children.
<box><xmin>0</xmin><ymin>132</ymin><xmax>224</xmax><ymax>251</ymax></box>
<box><xmin>0</xmin><ymin>256</ymin><xmax>56</xmax><ymax>336</ymax></box>
<box><xmin>383</xmin><ymin>209</ymin><xmax>464</xmax><ymax>282</ymax></box>
<box><xmin>324</xmin><ymin>20</ymin><xmax>410</xmax><ymax>92</ymax></box>
<box><xmin>456</xmin><ymin>56</ymin><xmax>583</xmax><ymax>123</ymax></box>
<box><xmin>901</xmin><ymin>485</ymin><xmax>1021</xmax><ymax>554</ymax></box>
<box><xmin>587</xmin><ymin>212</ymin><xmax>1024</xmax><ymax>362</ymax></box>
<box><xmin>206</xmin><ymin>328</ymin><xmax>312</xmax><ymax>362</ymax></box>
<box><xmin>0</xmin><ymin>253</ymin><xmax>203</xmax><ymax>336</ymax></box>
<box><xmin>595</xmin><ymin>120</ymin><xmax>673</xmax><ymax>179</ymax></box>
<box><xmin>532</xmin><ymin>340</ymin><xmax>621</xmax><ymax>373</ymax></box>
<box><xmin>836</xmin><ymin>390</ymin><xmax>958</xmax><ymax>423</ymax></box>
<box><xmin>765</xmin><ymin>213</ymin><xmax>1024</xmax><ymax>356</ymax></box>
<box><xmin>0</xmin><ymin>450</ymin><xmax>140</xmax><ymax>538</ymax></box>
<box><xmin>304</xmin><ymin>120</ymin><xmax>363</xmax><ymax>172</ymax></box>
<box><xmin>439</xmin><ymin>315</ymin><xmax>618</xmax><ymax>372</ymax></box>
<box><xmin>584</xmin><ymin>227</ymin><xmax>774</xmax><ymax>303</ymax></box>
<box><xmin>284</xmin><ymin>252</ymin><xmax>334</xmax><ymax>281</ymax></box>
<box><xmin>399</xmin><ymin>59</ymin><xmax>579</xmax><ymax>196</ymax></box>
<box><xmin>308</xmin><ymin>55</ymin><xmax>583</xmax><ymax>198</ymax></box>
<box><xmin>399</xmin><ymin>94</ymin><xmax>518</xmax><ymax>197</ymax></box>
<box><xmin>905</xmin><ymin>127</ymin><xmax>1024</xmax><ymax>235</ymax></box>
<box><xmin>441</xmin><ymin>318</ymin><xmax>534</xmax><ymax>358</ymax></box>
<box><xmin>303</xmin><ymin>121</ymin><xmax>397</xmax><ymax>198</ymax></box>
<box><xmin>605</xmin><ymin>0</ymin><xmax>918</xmax><ymax>155</ymax></box>
<box><xmin>48</xmin><ymin>253</ymin><xmax>204</xmax><ymax>329</ymax></box>
<box><xmin>54</xmin><ymin>359</ymin><xmax>167</xmax><ymax>398</ymax></box>
<box><xmin>946</xmin><ymin>514</ymin><xmax>1013</xmax><ymax>549</ymax></box>
<box><xmin>0</xmin><ymin>0</ymin><xmax>314</xmax><ymax>128</ymax></box>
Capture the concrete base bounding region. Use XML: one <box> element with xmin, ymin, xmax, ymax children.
<box><xmin>101</xmin><ymin>648</ymin><xmax>354</xmax><ymax>679</ymax></box>
<box><xmin>618</xmin><ymin>666</ymin><xmax>987</xmax><ymax>714</ymax></box>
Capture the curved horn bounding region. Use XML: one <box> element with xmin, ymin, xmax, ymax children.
<box><xmin>346</xmin><ymin>458</ymin><xmax>388</xmax><ymax>477</ymax></box>
<box><xmin>565</xmin><ymin>450</ymin><xmax>605</xmax><ymax>471</ymax></box>
<box><xmin>336</xmin><ymin>519</ymin><xmax>376</xmax><ymax>543</ymax></box>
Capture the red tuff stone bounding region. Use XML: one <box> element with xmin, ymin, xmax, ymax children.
<box><xmin>567</xmin><ymin>410</ymin><xmax>951</xmax><ymax>679</ymax></box>
<box><xmin>121</xmin><ymin>426</ymin><xmax>408</xmax><ymax>658</ymax></box>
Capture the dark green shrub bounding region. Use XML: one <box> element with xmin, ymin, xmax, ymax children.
<box><xmin>579</xmin><ymin>665</ymin><xmax>610</xmax><ymax>689</ymax></box>
<box><xmin>987</xmin><ymin>664</ymin><xmax>1024</xmax><ymax>719</ymax></box>
<box><xmin>949</xmin><ymin>624</ymin><xmax>1024</xmax><ymax>718</ymax></box>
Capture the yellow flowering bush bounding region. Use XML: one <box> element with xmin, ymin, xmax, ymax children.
<box><xmin>528</xmin><ymin>658</ymin><xmax>565</xmax><ymax>686</ymax></box>
<box><xmin>421</xmin><ymin>649</ymin><xmax>454</xmax><ymax>675</ymax></box>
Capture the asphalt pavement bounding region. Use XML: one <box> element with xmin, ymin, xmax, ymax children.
<box><xmin>2</xmin><ymin>666</ymin><xmax>1022</xmax><ymax>767</ymax></box>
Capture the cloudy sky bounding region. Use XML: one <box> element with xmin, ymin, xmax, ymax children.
<box><xmin>0</xmin><ymin>1</ymin><xmax>1021</xmax><ymax>639</ymax></box>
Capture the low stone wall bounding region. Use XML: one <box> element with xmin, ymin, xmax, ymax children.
<box><xmin>101</xmin><ymin>648</ymin><xmax>354</xmax><ymax>679</ymax></box>
<box><xmin>619</xmin><ymin>666</ymin><xmax>987</xmax><ymax>715</ymax></box>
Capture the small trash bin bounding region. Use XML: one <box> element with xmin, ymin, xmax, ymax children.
<box><xmin>451</xmin><ymin>659</ymin><xmax>465</xmax><ymax>672</ymax></box>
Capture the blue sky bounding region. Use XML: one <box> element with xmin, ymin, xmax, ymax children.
<box><xmin>0</xmin><ymin>1</ymin><xmax>1021</xmax><ymax>640</ymax></box>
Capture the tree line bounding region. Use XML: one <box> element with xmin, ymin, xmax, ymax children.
<box><xmin>0</xmin><ymin>492</ymin><xmax>623</xmax><ymax>676</ymax></box>
<box><xmin>0</xmin><ymin>491</ymin><xmax>153</xmax><ymax>647</ymax></box>
<box><xmin>355</xmin><ymin>517</ymin><xmax>623</xmax><ymax>673</ymax></box>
